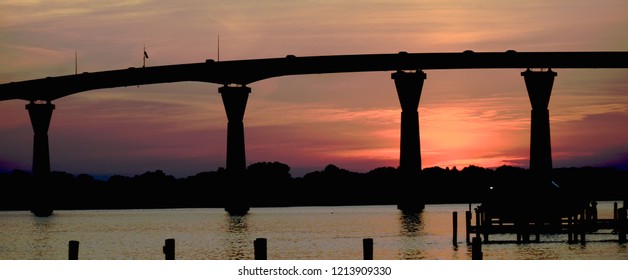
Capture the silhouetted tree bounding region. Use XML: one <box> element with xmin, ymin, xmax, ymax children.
<box><xmin>1</xmin><ymin>164</ymin><xmax>627</xmax><ymax>211</ymax></box>
<box><xmin>246</xmin><ymin>161</ymin><xmax>293</xmax><ymax>206</ymax></box>
<box><xmin>363</xmin><ymin>167</ymin><xmax>399</xmax><ymax>204</ymax></box>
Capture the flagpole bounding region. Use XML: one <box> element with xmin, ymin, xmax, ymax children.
<box><xmin>143</xmin><ymin>44</ymin><xmax>146</xmax><ymax>68</ymax></box>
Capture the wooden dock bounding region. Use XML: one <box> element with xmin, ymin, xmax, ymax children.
<box><xmin>464</xmin><ymin>201</ymin><xmax>627</xmax><ymax>244</ymax></box>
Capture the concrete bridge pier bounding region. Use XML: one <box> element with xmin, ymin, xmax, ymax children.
<box><xmin>391</xmin><ymin>70</ymin><xmax>426</xmax><ymax>212</ymax></box>
<box><xmin>219</xmin><ymin>85</ymin><xmax>251</xmax><ymax>215</ymax></box>
<box><xmin>26</xmin><ymin>100</ymin><xmax>55</xmax><ymax>217</ymax></box>
<box><xmin>522</xmin><ymin>69</ymin><xmax>556</xmax><ymax>191</ymax></box>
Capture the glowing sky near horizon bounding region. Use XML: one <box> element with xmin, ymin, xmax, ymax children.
<box><xmin>1</xmin><ymin>0</ymin><xmax>627</xmax><ymax>178</ymax></box>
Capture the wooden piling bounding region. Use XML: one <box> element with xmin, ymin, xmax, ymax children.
<box><xmin>534</xmin><ymin>220</ymin><xmax>541</xmax><ymax>243</ymax></box>
<box><xmin>567</xmin><ymin>216</ymin><xmax>573</xmax><ymax>243</ymax></box>
<box><xmin>471</xmin><ymin>237</ymin><xmax>482</xmax><ymax>260</ymax></box>
<box><xmin>516</xmin><ymin>232</ymin><xmax>522</xmax><ymax>243</ymax></box>
<box><xmin>482</xmin><ymin>211</ymin><xmax>489</xmax><ymax>242</ymax></box>
<box><xmin>591</xmin><ymin>201</ymin><xmax>598</xmax><ymax>221</ymax></box>
<box><xmin>619</xmin><ymin>208</ymin><xmax>626</xmax><ymax>243</ymax></box>
<box><xmin>474</xmin><ymin>208</ymin><xmax>481</xmax><ymax>238</ymax></box>
<box><xmin>452</xmin><ymin>212</ymin><xmax>458</xmax><ymax>246</ymax></box>
<box><xmin>522</xmin><ymin>221</ymin><xmax>530</xmax><ymax>243</ymax></box>
<box><xmin>579</xmin><ymin>210</ymin><xmax>586</xmax><ymax>245</ymax></box>
<box><xmin>68</xmin><ymin>240</ymin><xmax>79</xmax><ymax>260</ymax></box>
<box><xmin>363</xmin><ymin>238</ymin><xmax>374</xmax><ymax>260</ymax></box>
<box><xmin>573</xmin><ymin>215</ymin><xmax>579</xmax><ymax>243</ymax></box>
<box><xmin>614</xmin><ymin>202</ymin><xmax>618</xmax><ymax>221</ymax></box>
<box><xmin>163</xmin><ymin>238</ymin><xmax>175</xmax><ymax>260</ymax></box>
<box><xmin>465</xmin><ymin>211</ymin><xmax>471</xmax><ymax>244</ymax></box>
<box><xmin>254</xmin><ymin>238</ymin><xmax>267</xmax><ymax>260</ymax></box>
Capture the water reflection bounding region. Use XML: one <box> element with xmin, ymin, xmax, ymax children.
<box><xmin>224</xmin><ymin>214</ymin><xmax>250</xmax><ymax>260</ymax></box>
<box><xmin>400</xmin><ymin>211</ymin><xmax>423</xmax><ymax>235</ymax></box>
<box><xmin>398</xmin><ymin>211</ymin><xmax>424</xmax><ymax>259</ymax></box>
<box><xmin>30</xmin><ymin>216</ymin><xmax>56</xmax><ymax>259</ymax></box>
<box><xmin>2</xmin><ymin>204</ymin><xmax>622</xmax><ymax>260</ymax></box>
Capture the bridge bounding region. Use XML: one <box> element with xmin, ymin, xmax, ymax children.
<box><xmin>2</xmin><ymin>51</ymin><xmax>628</xmax><ymax>216</ymax></box>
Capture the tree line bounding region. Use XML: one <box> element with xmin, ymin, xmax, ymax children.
<box><xmin>1</xmin><ymin>163</ymin><xmax>626</xmax><ymax>211</ymax></box>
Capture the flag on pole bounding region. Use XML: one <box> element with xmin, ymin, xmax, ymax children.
<box><xmin>143</xmin><ymin>45</ymin><xmax>149</xmax><ymax>67</ymax></box>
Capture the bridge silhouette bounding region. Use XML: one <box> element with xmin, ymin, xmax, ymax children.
<box><xmin>2</xmin><ymin>51</ymin><xmax>628</xmax><ymax>216</ymax></box>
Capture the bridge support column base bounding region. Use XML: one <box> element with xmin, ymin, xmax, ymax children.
<box><xmin>225</xmin><ymin>205</ymin><xmax>250</xmax><ymax>216</ymax></box>
<box><xmin>31</xmin><ymin>208</ymin><xmax>54</xmax><ymax>217</ymax></box>
<box><xmin>29</xmin><ymin>178</ymin><xmax>54</xmax><ymax>217</ymax></box>
<box><xmin>397</xmin><ymin>202</ymin><xmax>425</xmax><ymax>213</ymax></box>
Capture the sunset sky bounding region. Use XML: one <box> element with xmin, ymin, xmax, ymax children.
<box><xmin>1</xmin><ymin>0</ymin><xmax>627</xmax><ymax>178</ymax></box>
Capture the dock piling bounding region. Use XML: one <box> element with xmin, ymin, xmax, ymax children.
<box><xmin>471</xmin><ymin>237</ymin><xmax>483</xmax><ymax>260</ymax></box>
<box><xmin>452</xmin><ymin>212</ymin><xmax>458</xmax><ymax>246</ymax></box>
<box><xmin>163</xmin><ymin>238</ymin><xmax>175</xmax><ymax>260</ymax></box>
<box><xmin>534</xmin><ymin>221</ymin><xmax>541</xmax><ymax>242</ymax></box>
<box><xmin>254</xmin><ymin>238</ymin><xmax>267</xmax><ymax>260</ymax></box>
<box><xmin>465</xmin><ymin>211</ymin><xmax>471</xmax><ymax>244</ymax></box>
<box><xmin>614</xmin><ymin>202</ymin><xmax>618</xmax><ymax>221</ymax></box>
<box><xmin>567</xmin><ymin>216</ymin><xmax>573</xmax><ymax>243</ymax></box>
<box><xmin>619</xmin><ymin>208</ymin><xmax>627</xmax><ymax>244</ymax></box>
<box><xmin>474</xmin><ymin>208</ymin><xmax>480</xmax><ymax>238</ymax></box>
<box><xmin>573</xmin><ymin>215</ymin><xmax>579</xmax><ymax>243</ymax></box>
<box><xmin>580</xmin><ymin>210</ymin><xmax>586</xmax><ymax>245</ymax></box>
<box><xmin>68</xmin><ymin>240</ymin><xmax>79</xmax><ymax>260</ymax></box>
<box><xmin>363</xmin><ymin>238</ymin><xmax>374</xmax><ymax>260</ymax></box>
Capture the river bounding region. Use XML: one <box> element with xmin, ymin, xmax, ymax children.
<box><xmin>1</xmin><ymin>202</ymin><xmax>626</xmax><ymax>260</ymax></box>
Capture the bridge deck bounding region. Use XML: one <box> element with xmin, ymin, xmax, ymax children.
<box><xmin>2</xmin><ymin>51</ymin><xmax>628</xmax><ymax>101</ymax></box>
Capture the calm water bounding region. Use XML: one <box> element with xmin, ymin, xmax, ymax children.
<box><xmin>1</xmin><ymin>202</ymin><xmax>626</xmax><ymax>260</ymax></box>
